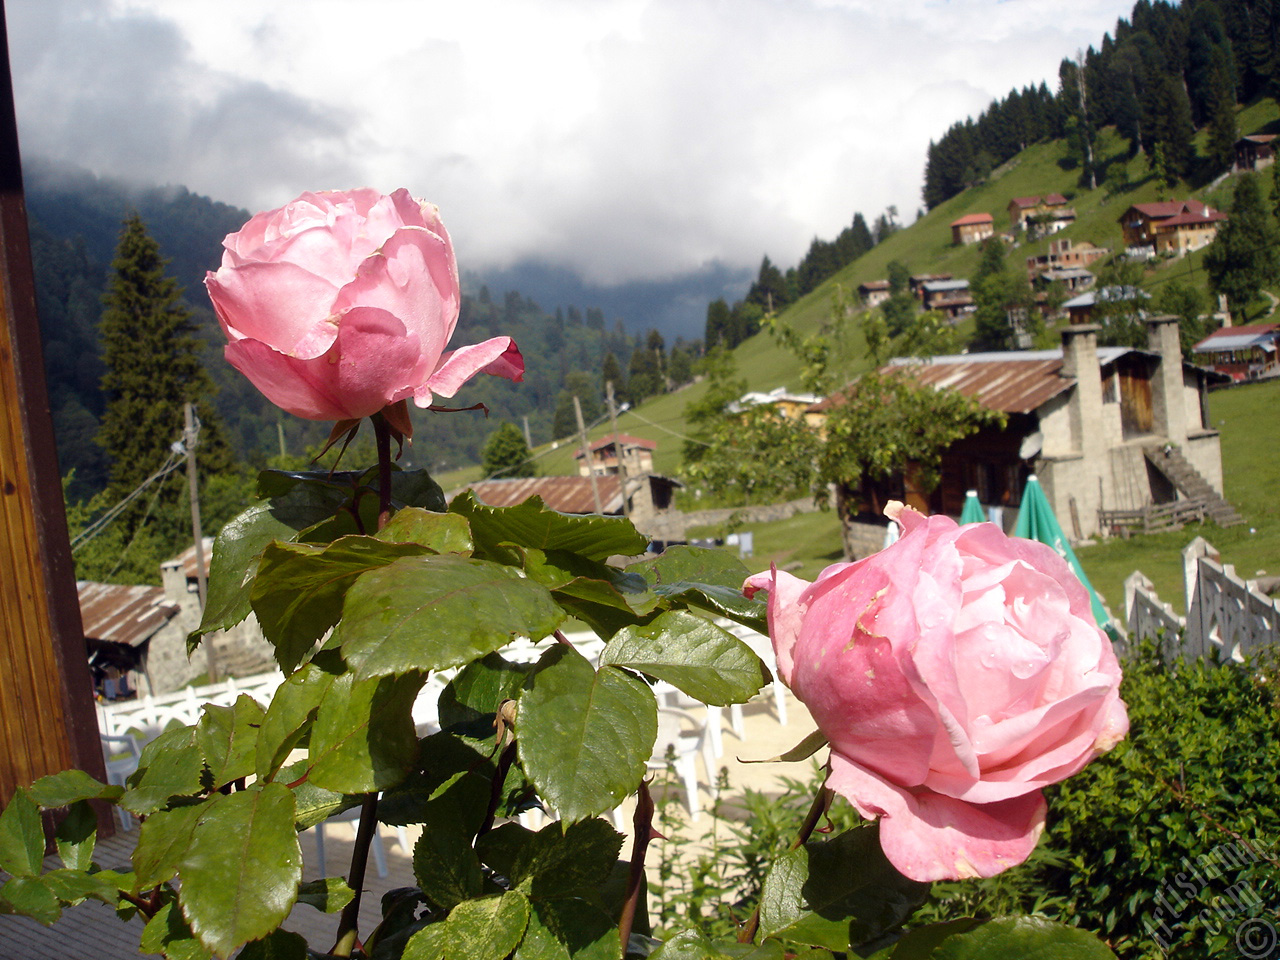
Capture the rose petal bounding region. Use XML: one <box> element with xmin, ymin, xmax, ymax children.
<box><xmin>743</xmin><ymin>566</ymin><xmax>810</xmax><ymax>687</ymax></box>
<box><xmin>828</xmin><ymin>753</ymin><xmax>1047</xmax><ymax>882</ymax></box>
<box><xmin>205</xmin><ymin>261</ymin><xmax>340</xmax><ymax>358</ymax></box>
<box><xmin>419</xmin><ymin>337</ymin><xmax>524</xmax><ymax>403</ymax></box>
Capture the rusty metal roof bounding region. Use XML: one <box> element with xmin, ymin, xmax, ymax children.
<box><xmin>165</xmin><ymin>537</ymin><xmax>214</xmax><ymax>579</ymax></box>
<box><xmin>465</xmin><ymin>475</ymin><xmax>624</xmax><ymax>514</ymax></box>
<box><xmin>77</xmin><ymin>581</ymin><xmax>180</xmax><ymax>647</ymax></box>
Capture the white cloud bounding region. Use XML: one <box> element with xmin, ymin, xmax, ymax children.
<box><xmin>8</xmin><ymin>0</ymin><xmax>1137</xmax><ymax>284</ymax></box>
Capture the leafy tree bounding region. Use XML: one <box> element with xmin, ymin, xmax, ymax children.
<box><xmin>682</xmin><ymin>404</ymin><xmax>819</xmax><ymax>505</ymax></box>
<box><xmin>481</xmin><ymin>421</ymin><xmax>536</xmax><ymax>478</ymax></box>
<box><xmin>1205</xmin><ymin>172</ymin><xmax>1280</xmax><ymax>322</ymax></box>
<box><xmin>970</xmin><ymin>239</ymin><xmax>1034</xmax><ymax>351</ymax></box>
<box><xmin>681</xmin><ymin>345</ymin><xmax>747</xmax><ymax>471</ymax></box>
<box><xmin>1153</xmin><ymin>281</ymin><xmax>1210</xmax><ymax>358</ymax></box>
<box><xmin>95</xmin><ymin>212</ymin><xmax>232</xmax><ymax>557</ymax></box>
<box><xmin>880</xmin><ymin>261</ymin><xmax>917</xmax><ymax>337</ymax></box>
<box><xmin>819</xmin><ymin>370</ymin><xmax>1003</xmax><ymax>558</ymax></box>
<box><xmin>1093</xmin><ymin>258</ymin><xmax>1151</xmax><ymax>348</ymax></box>
<box><xmin>627</xmin><ymin>342</ymin><xmax>663</xmax><ymax>403</ymax></box>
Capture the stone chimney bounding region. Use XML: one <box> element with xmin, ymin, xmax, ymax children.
<box><xmin>1061</xmin><ymin>324</ymin><xmax>1104</xmax><ymax>459</ymax></box>
<box><xmin>1146</xmin><ymin>315</ymin><xmax>1188</xmax><ymax>444</ymax></box>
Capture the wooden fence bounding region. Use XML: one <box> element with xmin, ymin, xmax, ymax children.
<box><xmin>1122</xmin><ymin>537</ymin><xmax>1279</xmax><ymax>662</ymax></box>
<box><xmin>1100</xmin><ymin>498</ymin><xmax>1209</xmax><ymax>536</ymax></box>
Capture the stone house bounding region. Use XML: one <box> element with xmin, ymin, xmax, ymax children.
<box><xmin>575</xmin><ymin>433</ymin><xmax>656</xmax><ymax>478</ymax></box>
<box><xmin>79</xmin><ymin>539</ymin><xmax>276</xmax><ymax>697</ymax></box>
<box><xmin>819</xmin><ymin>317</ymin><xmax>1229</xmax><ymax>555</ymax></box>
<box><xmin>1025</xmin><ymin>237</ymin><xmax>1110</xmax><ymax>281</ymax></box>
<box><xmin>920</xmin><ymin>278</ymin><xmax>974</xmax><ymax>319</ymax></box>
<box><xmin>1118</xmin><ymin>201</ymin><xmax>1227</xmax><ymax>257</ymax></box>
<box><xmin>950</xmin><ymin>213</ymin><xmax>994</xmax><ymax>245</ymax></box>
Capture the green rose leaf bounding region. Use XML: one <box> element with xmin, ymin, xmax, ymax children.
<box><xmin>437</xmin><ymin>653</ymin><xmax>537</xmax><ymax>739</ymax></box>
<box><xmin>450</xmin><ymin>491</ymin><xmax>649</xmax><ymax>561</ymax></box>
<box><xmin>758</xmin><ymin>826</ymin><xmax>930</xmax><ymax>951</ymax></box>
<box><xmin>335</xmin><ymin>555</ymin><xmax>564</xmax><ymax>680</ymax></box>
<box><xmin>521</xmin><ymin>547</ymin><xmax>660</xmax><ymax>636</ymax></box>
<box><xmin>39</xmin><ymin>868</ymin><xmax>120</xmax><ymax>906</ymax></box>
<box><xmin>412</xmin><ymin>792</ymin><xmax>486</xmax><ymax>911</ymax></box>
<box><xmin>141</xmin><ymin>900</ymin><xmax>213</xmax><ymax>960</ymax></box>
<box><xmin>0</xmin><ymin>789</ymin><xmax>44</xmax><ymax>877</ymax></box>
<box><xmin>27</xmin><ymin>769</ymin><xmax>119</xmax><ymax>807</ymax></box>
<box><xmin>179</xmin><ymin>783</ymin><xmax>303</xmax><ymax>959</ymax></box>
<box><xmin>446</xmin><ymin>891</ymin><xmax>532</xmax><ymax>960</ymax></box>
<box><xmin>133</xmin><ymin>803</ymin><xmax>205</xmax><ymax>889</ymax></box>
<box><xmin>600</xmin><ymin>610</ymin><xmax>767</xmax><ymax>705</ymax></box>
<box><xmin>629</xmin><ymin>546</ymin><xmax>766</xmax><ymax>630</ymax></box>
<box><xmin>196</xmin><ymin>695</ymin><xmax>266</xmax><ymax>789</ymax></box>
<box><xmin>237</xmin><ymin>928</ymin><xmax>310</xmax><ymax>960</ymax></box>
<box><xmin>53</xmin><ymin>800</ymin><xmax>97</xmax><ymax>872</ymax></box>
<box><xmin>377</xmin><ymin>507</ymin><xmax>474</xmax><ymax>554</ymax></box>
<box><xmin>255</xmin><ymin>659</ymin><xmax>339</xmax><ymax>781</ymax></box>
<box><xmin>647</xmin><ymin>928</ymin><xmax>736</xmax><ymax>959</ymax></box>
<box><xmin>518</xmin><ymin>646</ymin><xmax>657</xmax><ymax>822</ymax></box>
<box><xmin>509</xmin><ymin>817</ymin><xmax>624</xmax><ymax>899</ymax></box>
<box><xmin>887</xmin><ymin>917</ymin><xmax>1119</xmax><ymax>959</ymax></box>
<box><xmin>296</xmin><ymin>877</ymin><xmax>355</xmax><ymax>913</ymax></box>
<box><xmin>122</xmin><ymin>725</ymin><xmax>206</xmax><ymax>815</ymax></box>
<box><xmin>308</xmin><ymin>670</ymin><xmax>424</xmax><ymax>793</ymax></box>
<box><xmin>516</xmin><ymin>896</ymin><xmax>620</xmax><ymax>960</ymax></box>
<box><xmin>0</xmin><ymin>876</ymin><xmax>62</xmax><ymax>925</ymax></box>
<box><xmin>251</xmin><ymin>536</ymin><xmax>434</xmax><ymax>672</ymax></box>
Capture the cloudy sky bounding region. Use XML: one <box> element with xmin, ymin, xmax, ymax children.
<box><xmin>9</xmin><ymin>0</ymin><xmax>1137</xmax><ymax>286</ymax></box>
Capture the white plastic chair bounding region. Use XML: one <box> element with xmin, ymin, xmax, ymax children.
<box><xmin>648</xmin><ymin>707</ymin><xmax>717</xmax><ymax>822</ymax></box>
<box><xmin>100</xmin><ymin>734</ymin><xmax>140</xmax><ymax>830</ymax></box>
<box><xmin>309</xmin><ymin>801</ymin><xmax>411</xmax><ymax>879</ymax></box>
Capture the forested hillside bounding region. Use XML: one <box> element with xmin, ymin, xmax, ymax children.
<box><xmin>25</xmin><ymin>162</ymin><xmax>704</xmax><ymax>499</ymax></box>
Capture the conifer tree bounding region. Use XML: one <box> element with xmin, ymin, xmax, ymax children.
<box><xmin>97</xmin><ymin>213</ymin><xmax>230</xmax><ymax>545</ymax></box>
<box><xmin>1205</xmin><ymin>173</ymin><xmax>1280</xmax><ymax>322</ymax></box>
<box><xmin>481</xmin><ymin>422</ymin><xmax>536</xmax><ymax>479</ymax></box>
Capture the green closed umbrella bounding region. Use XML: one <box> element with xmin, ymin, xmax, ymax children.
<box><xmin>959</xmin><ymin>489</ymin><xmax>986</xmax><ymax>525</ymax></box>
<box><xmin>1014</xmin><ymin>475</ymin><xmax>1116</xmax><ymax>639</ymax></box>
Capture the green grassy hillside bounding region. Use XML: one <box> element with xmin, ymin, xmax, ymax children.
<box><xmin>439</xmin><ymin>99</ymin><xmax>1279</xmax><ymax>497</ymax></box>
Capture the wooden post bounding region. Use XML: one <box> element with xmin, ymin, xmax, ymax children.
<box><xmin>606</xmin><ymin>381</ymin><xmax>629</xmax><ymax>519</ymax></box>
<box><xmin>574</xmin><ymin>396</ymin><xmax>603</xmax><ymax>515</ymax></box>
<box><xmin>184</xmin><ymin>403</ymin><xmax>216</xmax><ymax>682</ymax></box>
<box><xmin>0</xmin><ymin>4</ymin><xmax>108</xmax><ymax>810</ymax></box>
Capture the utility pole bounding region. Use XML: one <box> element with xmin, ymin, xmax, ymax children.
<box><xmin>522</xmin><ymin>415</ymin><xmax>532</xmax><ymax>448</ymax></box>
<box><xmin>574</xmin><ymin>395</ymin><xmax>603</xmax><ymax>515</ymax></box>
<box><xmin>606</xmin><ymin>380</ymin><xmax>629</xmax><ymax>519</ymax></box>
<box><xmin>184</xmin><ymin>403</ymin><xmax>216</xmax><ymax>681</ymax></box>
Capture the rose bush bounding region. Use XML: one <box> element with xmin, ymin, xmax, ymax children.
<box><xmin>205</xmin><ymin>188</ymin><xmax>523</xmax><ymax>427</ymax></box>
<box><xmin>744</xmin><ymin>502</ymin><xmax>1128</xmax><ymax>883</ymax></box>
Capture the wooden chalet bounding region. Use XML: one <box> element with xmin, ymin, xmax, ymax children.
<box><xmin>950</xmin><ymin>212</ymin><xmax>994</xmax><ymax>245</ymax></box>
<box><xmin>575</xmin><ymin>432</ymin><xmax>656</xmax><ymax>477</ymax></box>
<box><xmin>1119</xmin><ymin>200</ymin><xmax>1227</xmax><ymax>257</ymax></box>
<box><xmin>858</xmin><ymin>280</ymin><xmax>891</xmax><ymax>308</ymax></box>
<box><xmin>1191</xmin><ymin>323</ymin><xmax>1280</xmax><ymax>381</ymax></box>
<box><xmin>1233</xmin><ymin>134</ymin><xmax>1277</xmax><ymax>171</ymax></box>
<box><xmin>1007</xmin><ymin>194</ymin><xmax>1074</xmax><ymax>237</ymax></box>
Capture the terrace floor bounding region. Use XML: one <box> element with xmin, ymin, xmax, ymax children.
<box><xmin>2</xmin><ymin>691</ymin><xmax>816</xmax><ymax>958</ymax></box>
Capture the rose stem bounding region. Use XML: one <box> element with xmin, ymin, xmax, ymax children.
<box><xmin>617</xmin><ymin>779</ymin><xmax>656</xmax><ymax>956</ymax></box>
<box><xmin>330</xmin><ymin>414</ymin><xmax>397</xmax><ymax>957</ymax></box>
<box><xmin>737</xmin><ymin>783</ymin><xmax>833</xmax><ymax>944</ymax></box>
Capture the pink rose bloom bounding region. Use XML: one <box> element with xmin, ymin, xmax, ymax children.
<box><xmin>743</xmin><ymin>503</ymin><xmax>1127</xmax><ymax>883</ymax></box>
<box><xmin>205</xmin><ymin>188</ymin><xmax>523</xmax><ymax>426</ymax></box>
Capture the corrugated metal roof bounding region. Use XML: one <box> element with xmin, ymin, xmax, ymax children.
<box><xmin>166</xmin><ymin>537</ymin><xmax>214</xmax><ymax>579</ymax></box>
<box><xmin>923</xmin><ymin>279</ymin><xmax>970</xmax><ymax>292</ymax></box>
<box><xmin>1193</xmin><ymin>327</ymin><xmax>1280</xmax><ymax>352</ymax></box>
<box><xmin>466</xmin><ymin>476</ymin><xmax>624</xmax><ymax>514</ymax></box>
<box><xmin>77</xmin><ymin>581</ymin><xmax>180</xmax><ymax>647</ymax></box>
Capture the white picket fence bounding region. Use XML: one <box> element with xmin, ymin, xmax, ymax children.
<box><xmin>96</xmin><ymin>624</ymin><xmax>786</xmax><ymax>745</ymax></box>
<box><xmin>1123</xmin><ymin>536</ymin><xmax>1279</xmax><ymax>662</ymax></box>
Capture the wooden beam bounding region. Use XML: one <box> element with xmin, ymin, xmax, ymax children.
<box><xmin>0</xmin><ymin>1</ymin><xmax>107</xmax><ymax>809</ymax></box>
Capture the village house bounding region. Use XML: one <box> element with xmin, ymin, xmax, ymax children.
<box><xmin>815</xmin><ymin>317</ymin><xmax>1230</xmax><ymax>556</ymax></box>
<box><xmin>920</xmin><ymin>278</ymin><xmax>974</xmax><ymax>319</ymax></box>
<box><xmin>462</xmin><ymin>472</ymin><xmax>684</xmax><ymax>544</ymax></box>
<box><xmin>950</xmin><ymin>212</ymin><xmax>994</xmax><ymax>245</ymax></box>
<box><xmin>728</xmin><ymin>386</ymin><xmax>825</xmax><ymax>427</ymax></box>
<box><xmin>1233</xmin><ymin>133</ymin><xmax>1277</xmax><ymax>171</ymax></box>
<box><xmin>1118</xmin><ymin>200</ymin><xmax>1227</xmax><ymax>257</ymax></box>
<box><xmin>575</xmin><ymin>432</ymin><xmax>656</xmax><ymax>477</ymax></box>
<box><xmin>1035</xmin><ymin>265</ymin><xmax>1095</xmax><ymax>293</ymax></box>
<box><xmin>857</xmin><ymin>280</ymin><xmax>891</xmax><ymax>308</ymax></box>
<box><xmin>1192</xmin><ymin>322</ymin><xmax>1280</xmax><ymax>381</ymax></box>
<box><xmin>79</xmin><ymin>539</ymin><xmax>275</xmax><ymax>698</ymax></box>
<box><xmin>1007</xmin><ymin>194</ymin><xmax>1075</xmax><ymax>238</ymax></box>
<box><xmin>909</xmin><ymin>273</ymin><xmax>952</xmax><ymax>298</ymax></box>
<box><xmin>1062</xmin><ymin>285</ymin><xmax>1150</xmax><ymax>326</ymax></box>
<box><xmin>1025</xmin><ymin>237</ymin><xmax>1110</xmax><ymax>281</ymax></box>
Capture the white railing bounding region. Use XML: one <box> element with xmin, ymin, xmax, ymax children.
<box><xmin>1122</xmin><ymin>537</ymin><xmax>1279</xmax><ymax>662</ymax></box>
